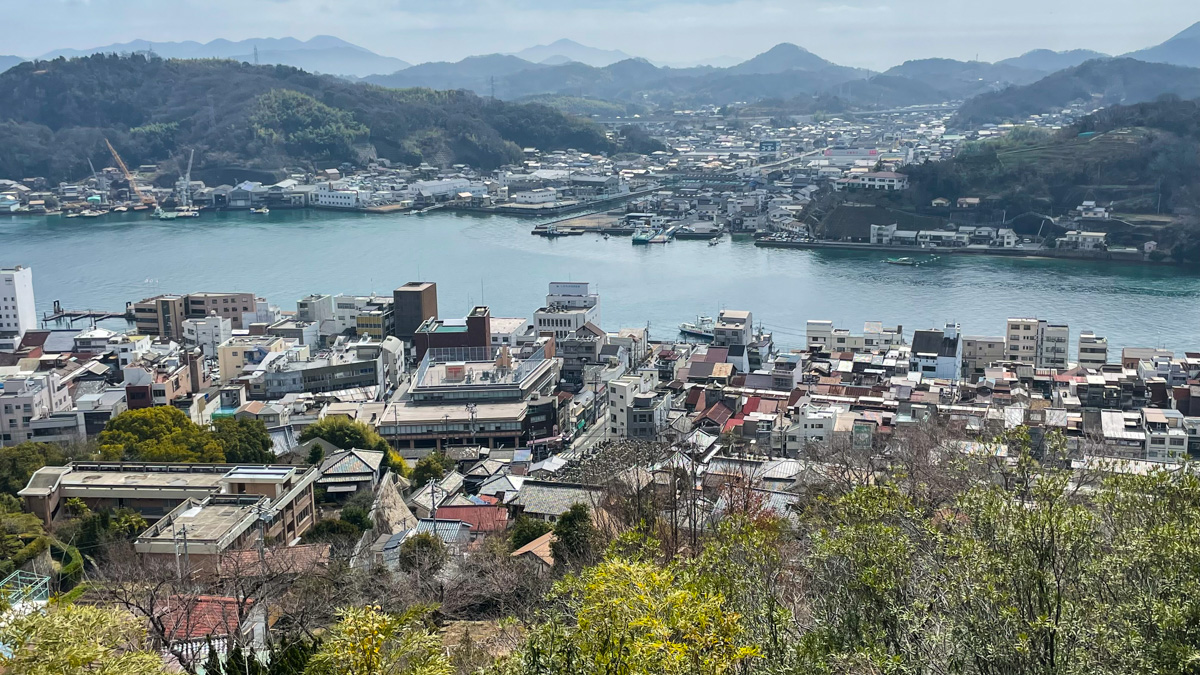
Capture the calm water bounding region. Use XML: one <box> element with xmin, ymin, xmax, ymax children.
<box><xmin>2</xmin><ymin>209</ymin><xmax>1199</xmax><ymax>355</ymax></box>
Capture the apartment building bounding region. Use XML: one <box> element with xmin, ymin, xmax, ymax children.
<box><xmin>534</xmin><ymin>282</ymin><xmax>601</xmax><ymax>340</ymax></box>
<box><xmin>1077</xmin><ymin>331</ymin><xmax>1109</xmax><ymax>370</ymax></box>
<box><xmin>962</xmin><ymin>335</ymin><xmax>1005</xmax><ymax>381</ymax></box>
<box><xmin>217</xmin><ymin>335</ymin><xmax>288</xmax><ymax>382</ymax></box>
<box><xmin>182</xmin><ymin>315</ymin><xmax>233</xmax><ymax>357</ymax></box>
<box><xmin>185</xmin><ymin>292</ymin><xmax>257</xmax><ymax>330</ymax></box>
<box><xmin>713</xmin><ymin>309</ymin><xmax>753</xmax><ymax>347</ymax></box>
<box><xmin>0</xmin><ymin>265</ymin><xmax>37</xmax><ymax>352</ymax></box>
<box><xmin>132</xmin><ymin>294</ymin><xmax>188</xmax><ymax>341</ymax></box>
<box><xmin>1006</xmin><ymin>318</ymin><xmax>1069</xmax><ymax>369</ymax></box>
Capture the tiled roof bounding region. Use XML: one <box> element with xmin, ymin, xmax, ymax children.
<box><xmin>162</xmin><ymin>595</ymin><xmax>250</xmax><ymax>642</ymax></box>
<box><xmin>511</xmin><ymin>531</ymin><xmax>555</xmax><ymax>567</ymax></box>
<box><xmin>510</xmin><ymin>480</ymin><xmax>603</xmax><ymax>518</ymax></box>
<box><xmin>433</xmin><ymin>505</ymin><xmax>509</xmax><ymax>533</ymax></box>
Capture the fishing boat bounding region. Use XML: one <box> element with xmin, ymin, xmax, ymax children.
<box><xmin>112</xmin><ymin>206</ymin><xmax>128</xmax><ymax>213</ymax></box>
<box><xmin>602</xmin><ymin>233</ymin><xmax>610</xmax><ymax>240</ymax></box>
<box><xmin>679</xmin><ymin>316</ymin><xmax>716</xmax><ymax>340</ymax></box>
<box><xmin>708</xmin><ymin>238</ymin><xmax>720</xmax><ymax>247</ymax></box>
<box><xmin>81</xmin><ymin>209</ymin><xmax>105</xmax><ymax>218</ymax></box>
<box><xmin>250</xmin><ymin>207</ymin><xmax>270</xmax><ymax>215</ymax></box>
<box><xmin>176</xmin><ymin>207</ymin><xmax>200</xmax><ymax>218</ymax></box>
<box><xmin>542</xmin><ymin>224</ymin><xmax>568</xmax><ymax>238</ymax></box>
<box><xmin>153</xmin><ymin>206</ymin><xmax>179</xmax><ymax>221</ymax></box>
<box><xmin>885</xmin><ymin>257</ymin><xmax>917</xmax><ymax>266</ymax></box>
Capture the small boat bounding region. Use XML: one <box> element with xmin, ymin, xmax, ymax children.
<box><xmin>176</xmin><ymin>207</ymin><xmax>200</xmax><ymax>218</ymax></box>
<box><xmin>153</xmin><ymin>206</ymin><xmax>179</xmax><ymax>221</ymax></box>
<box><xmin>603</xmin><ymin>233</ymin><xmax>610</xmax><ymax>240</ymax></box>
<box><xmin>112</xmin><ymin>206</ymin><xmax>128</xmax><ymax>213</ymax></box>
<box><xmin>885</xmin><ymin>257</ymin><xmax>917</xmax><ymax>266</ymax></box>
<box><xmin>81</xmin><ymin>209</ymin><xmax>105</xmax><ymax>218</ymax></box>
<box><xmin>708</xmin><ymin>238</ymin><xmax>720</xmax><ymax>247</ymax></box>
<box><xmin>250</xmin><ymin>207</ymin><xmax>270</xmax><ymax>215</ymax></box>
<box><xmin>679</xmin><ymin>316</ymin><xmax>716</xmax><ymax>340</ymax></box>
<box><xmin>632</xmin><ymin>227</ymin><xmax>658</xmax><ymax>244</ymax></box>
<box><xmin>65</xmin><ymin>212</ymin><xmax>81</xmax><ymax>218</ymax></box>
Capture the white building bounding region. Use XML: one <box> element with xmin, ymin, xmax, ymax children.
<box><xmin>607</xmin><ymin>372</ymin><xmax>655</xmax><ymax>439</ymax></box>
<box><xmin>183</xmin><ymin>315</ymin><xmax>234</xmax><ymax>357</ymax></box>
<box><xmin>512</xmin><ymin>188</ymin><xmax>557</xmax><ymax>204</ymax></box>
<box><xmin>0</xmin><ymin>266</ymin><xmax>36</xmax><ymax>352</ymax></box>
<box><xmin>535</xmin><ymin>282</ymin><xmax>601</xmax><ymax>340</ymax></box>
<box><xmin>1006</xmin><ymin>318</ymin><xmax>1069</xmax><ymax>369</ymax></box>
<box><xmin>297</xmin><ymin>294</ymin><xmax>335</xmax><ymax>324</ymax></box>
<box><xmin>1077</xmin><ymin>331</ymin><xmax>1108</xmax><ymax>370</ymax></box>
<box><xmin>0</xmin><ymin>373</ymin><xmax>67</xmax><ymax>447</ymax></box>
<box><xmin>316</xmin><ymin>184</ymin><xmax>372</xmax><ymax>208</ymax></box>
<box><xmin>490</xmin><ymin>317</ymin><xmax>532</xmax><ymax>347</ymax></box>
<box><xmin>806</xmin><ymin>320</ymin><xmax>834</xmax><ymax>351</ymax></box>
<box><xmin>785</xmin><ymin>403</ymin><xmax>844</xmax><ymax>453</ymax></box>
<box><xmin>1061</xmin><ymin>231</ymin><xmax>1107</xmax><ymax>250</ymax></box>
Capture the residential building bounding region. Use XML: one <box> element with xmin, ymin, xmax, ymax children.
<box><xmin>1078</xmin><ymin>331</ymin><xmax>1109</xmax><ymax>370</ymax></box>
<box><xmin>412</xmin><ymin>306</ymin><xmax>492</xmax><ymax>361</ymax></box>
<box><xmin>296</xmin><ymin>294</ymin><xmax>334</xmax><ymax>324</ymax></box>
<box><xmin>713</xmin><ymin>309</ymin><xmax>752</xmax><ymax>347</ymax></box>
<box><xmin>534</xmin><ymin>282</ymin><xmax>601</xmax><ymax>340</ymax></box>
<box><xmin>910</xmin><ymin>323</ymin><xmax>962</xmax><ymax>380</ymax></box>
<box><xmin>1060</xmin><ymin>231</ymin><xmax>1107</xmax><ymax>250</ymax></box>
<box><xmin>1006</xmin><ymin>318</ymin><xmax>1069</xmax><ymax>369</ymax></box>
<box><xmin>132</xmin><ymin>294</ymin><xmax>187</xmax><ymax>341</ymax></box>
<box><xmin>185</xmin><ymin>292</ymin><xmax>257</xmax><ymax>330</ymax></box>
<box><xmin>962</xmin><ymin>335</ymin><xmax>1005</xmax><ymax>381</ymax></box>
<box><xmin>490</xmin><ymin>317</ymin><xmax>532</xmax><ymax>347</ymax></box>
<box><xmin>0</xmin><ymin>266</ymin><xmax>37</xmax><ymax>352</ymax></box>
<box><xmin>607</xmin><ymin>371</ymin><xmax>658</xmax><ymax>439</ymax></box>
<box><xmin>217</xmin><ymin>335</ymin><xmax>287</xmax><ymax>382</ymax></box>
<box><xmin>182</xmin><ymin>315</ymin><xmax>233</xmax><ymax>357</ymax></box>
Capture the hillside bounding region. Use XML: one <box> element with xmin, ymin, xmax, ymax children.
<box><xmin>37</xmin><ymin>36</ymin><xmax>410</xmax><ymax>77</ymax></box>
<box><xmin>512</xmin><ymin>39</ymin><xmax>632</xmax><ymax>67</ymax></box>
<box><xmin>883</xmin><ymin>58</ymin><xmax>1045</xmax><ymax>100</ymax></box>
<box><xmin>953</xmin><ymin>58</ymin><xmax>1200</xmax><ymax>126</ymax></box>
<box><xmin>0</xmin><ymin>56</ymin><xmax>20</xmax><ymax>73</ymax></box>
<box><xmin>726</xmin><ymin>43</ymin><xmax>841</xmax><ymax>75</ymax></box>
<box><xmin>0</xmin><ymin>54</ymin><xmax>612</xmax><ymax>183</ymax></box>
<box><xmin>1125</xmin><ymin>21</ymin><xmax>1200</xmax><ymax>68</ymax></box>
<box><xmin>997</xmin><ymin>49</ymin><xmax>1109</xmax><ymax>72</ymax></box>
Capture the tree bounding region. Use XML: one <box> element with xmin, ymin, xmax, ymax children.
<box><xmin>304</xmin><ymin>605</ymin><xmax>451</xmax><ymax>675</ymax></box>
<box><xmin>411</xmin><ymin>452</ymin><xmax>450</xmax><ymax>489</ymax></box>
<box><xmin>212</xmin><ymin>417</ymin><xmax>276</xmax><ymax>464</ymax></box>
<box><xmin>98</xmin><ymin>407</ymin><xmax>224</xmax><ymax>463</ymax></box>
<box><xmin>298</xmin><ymin>417</ymin><xmax>389</xmax><ymax>453</ymax></box>
<box><xmin>550</xmin><ymin>503</ymin><xmax>598</xmax><ymax>568</ymax></box>
<box><xmin>303</xmin><ymin>518</ymin><xmax>362</xmax><ymax>546</ymax></box>
<box><xmin>508</xmin><ymin>516</ymin><xmax>553</xmax><ymax>551</ymax></box>
<box><xmin>0</xmin><ymin>602</ymin><xmax>164</xmax><ymax>675</ymax></box>
<box><xmin>396</xmin><ymin>532</ymin><xmax>448</xmax><ymax>575</ymax></box>
<box><xmin>0</xmin><ymin>441</ymin><xmax>66</xmax><ymax>497</ymax></box>
<box><xmin>507</xmin><ymin>553</ymin><xmax>759</xmax><ymax>675</ymax></box>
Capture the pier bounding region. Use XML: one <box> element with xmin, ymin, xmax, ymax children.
<box><xmin>42</xmin><ymin>300</ymin><xmax>132</xmax><ymax>325</ymax></box>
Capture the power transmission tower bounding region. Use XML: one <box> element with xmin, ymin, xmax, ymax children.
<box><xmin>254</xmin><ymin>45</ymin><xmax>260</xmax><ymax>66</ymax></box>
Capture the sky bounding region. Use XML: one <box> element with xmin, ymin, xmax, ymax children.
<box><xmin>6</xmin><ymin>0</ymin><xmax>1198</xmax><ymax>70</ymax></box>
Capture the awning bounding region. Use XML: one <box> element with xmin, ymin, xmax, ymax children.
<box><xmin>325</xmin><ymin>484</ymin><xmax>358</xmax><ymax>493</ymax></box>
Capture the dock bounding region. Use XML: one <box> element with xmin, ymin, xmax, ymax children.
<box><xmin>43</xmin><ymin>301</ymin><xmax>132</xmax><ymax>324</ymax></box>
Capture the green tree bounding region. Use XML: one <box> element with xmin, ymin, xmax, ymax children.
<box><xmin>0</xmin><ymin>602</ymin><xmax>164</xmax><ymax>675</ymax></box>
<box><xmin>396</xmin><ymin>532</ymin><xmax>448</xmax><ymax>575</ymax></box>
<box><xmin>507</xmin><ymin>552</ymin><xmax>759</xmax><ymax>675</ymax></box>
<box><xmin>410</xmin><ymin>452</ymin><xmax>450</xmax><ymax>489</ymax></box>
<box><xmin>212</xmin><ymin>417</ymin><xmax>276</xmax><ymax>464</ymax></box>
<box><xmin>299</xmin><ymin>417</ymin><xmax>390</xmax><ymax>453</ymax></box>
<box><xmin>550</xmin><ymin>503</ymin><xmax>598</xmax><ymax>568</ymax></box>
<box><xmin>304</xmin><ymin>605</ymin><xmax>451</xmax><ymax>675</ymax></box>
<box><xmin>508</xmin><ymin>516</ymin><xmax>553</xmax><ymax>551</ymax></box>
<box><xmin>98</xmin><ymin>407</ymin><xmax>224</xmax><ymax>463</ymax></box>
<box><xmin>0</xmin><ymin>441</ymin><xmax>66</xmax><ymax>497</ymax></box>
<box><xmin>340</xmin><ymin>505</ymin><xmax>372</xmax><ymax>532</ymax></box>
<box><xmin>303</xmin><ymin>518</ymin><xmax>362</xmax><ymax>545</ymax></box>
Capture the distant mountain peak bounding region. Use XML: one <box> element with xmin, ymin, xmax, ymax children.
<box><xmin>729</xmin><ymin>42</ymin><xmax>836</xmax><ymax>75</ymax></box>
<box><xmin>510</xmin><ymin>39</ymin><xmax>633</xmax><ymax>67</ymax></box>
<box><xmin>1166</xmin><ymin>21</ymin><xmax>1200</xmax><ymax>42</ymax></box>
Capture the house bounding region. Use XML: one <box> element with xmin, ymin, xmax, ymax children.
<box><xmin>931</xmin><ymin>197</ymin><xmax>951</xmax><ymax>207</ymax></box>
<box><xmin>510</xmin><ymin>530</ymin><xmax>555</xmax><ymax>573</ymax></box>
<box><xmin>316</xmin><ymin>449</ymin><xmax>385</xmax><ymax>498</ymax></box>
<box><xmin>508</xmin><ymin>480</ymin><xmax>604</xmax><ymax>521</ymax></box>
<box><xmin>431</xmin><ymin>504</ymin><xmax>510</xmax><ymax>538</ymax></box>
<box><xmin>159</xmin><ymin>595</ymin><xmax>267</xmax><ymax>668</ymax></box>
<box><xmin>1060</xmin><ymin>231</ymin><xmax>1107</xmax><ymax>250</ymax></box>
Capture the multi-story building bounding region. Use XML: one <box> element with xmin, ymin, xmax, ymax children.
<box><xmin>232</xmin><ymin>340</ymin><xmax>387</xmax><ymax>400</ymax></box>
<box><xmin>412</xmin><ymin>306</ymin><xmax>492</xmax><ymax>361</ymax></box>
<box><xmin>962</xmin><ymin>335</ymin><xmax>1006</xmax><ymax>381</ymax></box>
<box><xmin>713</xmin><ymin>310</ymin><xmax>752</xmax><ymax>347</ymax></box>
<box><xmin>1077</xmin><ymin>331</ymin><xmax>1109</xmax><ymax>370</ymax></box>
<box><xmin>1143</xmin><ymin>408</ymin><xmax>1188</xmax><ymax>463</ymax></box>
<box><xmin>534</xmin><ymin>282</ymin><xmax>601</xmax><ymax>340</ymax></box>
<box><xmin>356</xmin><ymin>297</ymin><xmax>394</xmax><ymax>339</ymax></box>
<box><xmin>393</xmin><ymin>282</ymin><xmax>438</xmax><ymax>340</ymax></box>
<box><xmin>490</xmin><ymin>317</ymin><xmax>532</xmax><ymax>347</ymax></box>
<box><xmin>607</xmin><ymin>371</ymin><xmax>659</xmax><ymax>439</ymax></box>
<box><xmin>296</xmin><ymin>294</ymin><xmax>334</xmax><ymax>324</ymax></box>
<box><xmin>182</xmin><ymin>315</ymin><xmax>233</xmax><ymax>357</ymax></box>
<box><xmin>806</xmin><ymin>320</ymin><xmax>833</xmax><ymax>352</ymax></box>
<box><xmin>1</xmin><ymin>374</ymin><xmax>58</xmax><ymax>447</ymax></box>
<box><xmin>132</xmin><ymin>294</ymin><xmax>187</xmax><ymax>341</ymax></box>
<box><xmin>185</xmin><ymin>292</ymin><xmax>257</xmax><ymax>330</ymax></box>
<box><xmin>0</xmin><ymin>265</ymin><xmax>37</xmax><ymax>352</ymax></box>
<box><xmin>217</xmin><ymin>335</ymin><xmax>288</xmax><ymax>382</ymax></box>
<box><xmin>910</xmin><ymin>324</ymin><xmax>962</xmax><ymax>380</ymax></box>
<box><xmin>1006</xmin><ymin>318</ymin><xmax>1069</xmax><ymax>369</ymax></box>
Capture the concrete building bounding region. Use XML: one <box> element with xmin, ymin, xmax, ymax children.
<box><xmin>713</xmin><ymin>310</ymin><xmax>753</xmax><ymax>347</ymax></box>
<box><xmin>534</xmin><ymin>282</ymin><xmax>601</xmax><ymax>340</ymax></box>
<box><xmin>412</xmin><ymin>306</ymin><xmax>491</xmax><ymax>361</ymax></box>
<box><xmin>607</xmin><ymin>371</ymin><xmax>658</xmax><ymax>439</ymax></box>
<box><xmin>183</xmin><ymin>315</ymin><xmax>233</xmax><ymax>357</ymax></box>
<box><xmin>233</xmin><ymin>340</ymin><xmax>385</xmax><ymax>400</ymax></box>
<box><xmin>393</xmin><ymin>282</ymin><xmax>438</xmax><ymax>340</ymax></box>
<box><xmin>910</xmin><ymin>323</ymin><xmax>962</xmax><ymax>380</ymax></box>
<box><xmin>296</xmin><ymin>294</ymin><xmax>335</xmax><ymax>324</ymax></box>
<box><xmin>0</xmin><ymin>266</ymin><xmax>37</xmax><ymax>352</ymax></box>
<box><xmin>132</xmin><ymin>294</ymin><xmax>188</xmax><ymax>341</ymax></box>
<box><xmin>217</xmin><ymin>335</ymin><xmax>287</xmax><ymax>382</ymax></box>
<box><xmin>1</xmin><ymin>374</ymin><xmax>60</xmax><ymax>447</ymax></box>
<box><xmin>490</xmin><ymin>317</ymin><xmax>532</xmax><ymax>347</ymax></box>
<box><xmin>1078</xmin><ymin>331</ymin><xmax>1109</xmax><ymax>370</ymax></box>
<box><xmin>962</xmin><ymin>335</ymin><xmax>1005</xmax><ymax>381</ymax></box>
<box><xmin>1006</xmin><ymin>318</ymin><xmax>1069</xmax><ymax>369</ymax></box>
<box><xmin>185</xmin><ymin>292</ymin><xmax>257</xmax><ymax>330</ymax></box>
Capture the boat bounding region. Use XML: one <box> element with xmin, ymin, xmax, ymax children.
<box><xmin>153</xmin><ymin>206</ymin><xmax>179</xmax><ymax>221</ymax></box>
<box><xmin>679</xmin><ymin>316</ymin><xmax>715</xmax><ymax>340</ymax></box>
<box><xmin>603</xmin><ymin>233</ymin><xmax>610</xmax><ymax>240</ymax></box>
<box><xmin>250</xmin><ymin>207</ymin><xmax>270</xmax><ymax>215</ymax></box>
<box><xmin>632</xmin><ymin>227</ymin><xmax>657</xmax><ymax>244</ymax></box>
<box><xmin>80</xmin><ymin>209</ymin><xmax>105</xmax><ymax>218</ymax></box>
<box><xmin>176</xmin><ymin>207</ymin><xmax>200</xmax><ymax>218</ymax></box>
<box><xmin>112</xmin><ymin>206</ymin><xmax>128</xmax><ymax>213</ymax></box>
<box><xmin>885</xmin><ymin>257</ymin><xmax>917</xmax><ymax>266</ymax></box>
<box><xmin>542</xmin><ymin>224</ymin><xmax>568</xmax><ymax>238</ymax></box>
<box><xmin>708</xmin><ymin>238</ymin><xmax>720</xmax><ymax>247</ymax></box>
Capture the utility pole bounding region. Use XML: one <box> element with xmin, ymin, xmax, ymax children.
<box><xmin>466</xmin><ymin>403</ymin><xmax>478</xmax><ymax>447</ymax></box>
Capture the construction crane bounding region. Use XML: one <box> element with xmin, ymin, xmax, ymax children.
<box><xmin>104</xmin><ymin>138</ymin><xmax>155</xmax><ymax>206</ymax></box>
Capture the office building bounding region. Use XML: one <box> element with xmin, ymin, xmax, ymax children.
<box><xmin>393</xmin><ymin>282</ymin><xmax>438</xmax><ymax>340</ymax></box>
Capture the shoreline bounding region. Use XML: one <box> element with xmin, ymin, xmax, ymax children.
<box><xmin>751</xmin><ymin>239</ymin><xmax>1183</xmax><ymax>266</ymax></box>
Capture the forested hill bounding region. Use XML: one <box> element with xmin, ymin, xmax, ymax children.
<box><xmin>0</xmin><ymin>54</ymin><xmax>613</xmax><ymax>182</ymax></box>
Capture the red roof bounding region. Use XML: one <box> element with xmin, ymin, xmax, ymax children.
<box><xmin>434</xmin><ymin>504</ymin><xmax>510</xmax><ymax>533</ymax></box>
<box><xmin>162</xmin><ymin>595</ymin><xmax>250</xmax><ymax>641</ymax></box>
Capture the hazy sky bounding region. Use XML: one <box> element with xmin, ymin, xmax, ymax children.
<box><xmin>9</xmin><ymin>0</ymin><xmax>1198</xmax><ymax>70</ymax></box>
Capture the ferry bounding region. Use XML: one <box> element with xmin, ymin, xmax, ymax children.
<box><xmin>679</xmin><ymin>316</ymin><xmax>716</xmax><ymax>340</ymax></box>
<box><xmin>632</xmin><ymin>228</ymin><xmax>657</xmax><ymax>244</ymax></box>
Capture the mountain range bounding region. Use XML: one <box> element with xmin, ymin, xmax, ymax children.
<box><xmin>1125</xmin><ymin>21</ymin><xmax>1200</xmax><ymax>67</ymax></box>
<box><xmin>35</xmin><ymin>36</ymin><xmax>410</xmax><ymax>78</ymax></box>
<box><xmin>510</xmin><ymin>39</ymin><xmax>632</xmax><ymax>67</ymax></box>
